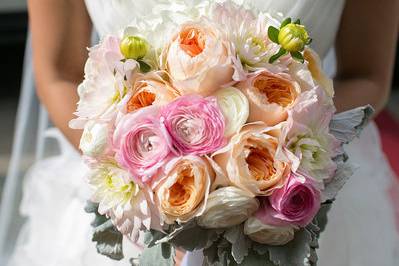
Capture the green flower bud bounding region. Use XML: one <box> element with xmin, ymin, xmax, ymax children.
<box><xmin>120</xmin><ymin>36</ymin><xmax>149</xmax><ymax>60</ymax></box>
<box><xmin>278</xmin><ymin>23</ymin><xmax>310</xmax><ymax>52</ymax></box>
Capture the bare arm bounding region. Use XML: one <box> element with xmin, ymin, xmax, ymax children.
<box><xmin>28</xmin><ymin>0</ymin><xmax>92</xmax><ymax>148</ymax></box>
<box><xmin>334</xmin><ymin>0</ymin><xmax>399</xmax><ymax>114</ymax></box>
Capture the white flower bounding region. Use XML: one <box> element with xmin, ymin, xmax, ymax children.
<box><xmin>198</xmin><ymin>186</ymin><xmax>259</xmax><ymax>228</ymax></box>
<box><xmin>214</xmin><ymin>87</ymin><xmax>249</xmax><ymax>137</ymax></box>
<box><xmin>80</xmin><ymin>121</ymin><xmax>109</xmax><ymax>157</ymax></box>
<box><xmin>244</xmin><ymin>217</ymin><xmax>296</xmax><ymax>246</ymax></box>
<box><xmin>69</xmin><ymin>36</ymin><xmax>139</xmax><ymax>129</ymax></box>
<box><xmin>211</xmin><ymin>3</ymin><xmax>287</xmax><ymax>72</ymax></box>
<box><xmin>282</xmin><ymin>88</ymin><xmax>340</xmax><ymax>181</ymax></box>
<box><xmin>88</xmin><ymin>163</ymin><xmax>155</xmax><ymax>241</ymax></box>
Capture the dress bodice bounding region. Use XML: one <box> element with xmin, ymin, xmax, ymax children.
<box><xmin>84</xmin><ymin>0</ymin><xmax>346</xmax><ymax>58</ymax></box>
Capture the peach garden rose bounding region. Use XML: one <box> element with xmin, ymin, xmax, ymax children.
<box><xmin>237</xmin><ymin>70</ymin><xmax>300</xmax><ymax>126</ymax></box>
<box><xmin>125</xmin><ymin>71</ymin><xmax>179</xmax><ymax>113</ymax></box>
<box><xmin>154</xmin><ymin>156</ymin><xmax>214</xmax><ymax>224</ymax></box>
<box><xmin>213</xmin><ymin>123</ymin><xmax>290</xmax><ymax>196</ymax></box>
<box><xmin>162</xmin><ymin>21</ymin><xmax>236</xmax><ymax>96</ymax></box>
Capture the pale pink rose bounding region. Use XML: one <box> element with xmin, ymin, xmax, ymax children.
<box><xmin>113</xmin><ymin>106</ymin><xmax>174</xmax><ymax>183</ymax></box>
<box><xmin>161</xmin><ymin>21</ymin><xmax>236</xmax><ymax>96</ymax></box>
<box><xmin>237</xmin><ymin>70</ymin><xmax>301</xmax><ymax>126</ymax></box>
<box><xmin>282</xmin><ymin>87</ymin><xmax>340</xmax><ymax>181</ymax></box>
<box><xmin>70</xmin><ymin>35</ymin><xmax>139</xmax><ymax>129</ymax></box>
<box><xmin>153</xmin><ymin>156</ymin><xmax>214</xmax><ymax>224</ymax></box>
<box><xmin>125</xmin><ymin>71</ymin><xmax>180</xmax><ymax>113</ymax></box>
<box><xmin>213</xmin><ymin>123</ymin><xmax>290</xmax><ymax>196</ymax></box>
<box><xmin>160</xmin><ymin>95</ymin><xmax>225</xmax><ymax>155</ymax></box>
<box><xmin>255</xmin><ymin>172</ymin><xmax>321</xmax><ymax>227</ymax></box>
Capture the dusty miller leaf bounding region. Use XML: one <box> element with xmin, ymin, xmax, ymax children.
<box><xmin>169</xmin><ymin>224</ymin><xmax>221</xmax><ymax>251</ymax></box>
<box><xmin>330</xmin><ymin>105</ymin><xmax>374</xmax><ymax>144</ymax></box>
<box><xmin>224</xmin><ymin>226</ymin><xmax>250</xmax><ymax>264</ymax></box>
<box><xmin>139</xmin><ymin>243</ymin><xmax>175</xmax><ymax>266</ymax></box>
<box><xmin>321</xmin><ymin>161</ymin><xmax>355</xmax><ymax>202</ymax></box>
<box><xmin>85</xmin><ymin>201</ymin><xmax>124</xmax><ymax>261</ymax></box>
<box><xmin>144</xmin><ymin>229</ymin><xmax>167</xmax><ymax>247</ymax></box>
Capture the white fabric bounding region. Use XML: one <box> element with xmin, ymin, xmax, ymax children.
<box><xmin>2</xmin><ymin>0</ymin><xmax>398</xmax><ymax>266</ymax></box>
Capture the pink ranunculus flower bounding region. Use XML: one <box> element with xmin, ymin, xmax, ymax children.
<box><xmin>113</xmin><ymin>106</ymin><xmax>174</xmax><ymax>183</ymax></box>
<box><xmin>255</xmin><ymin>172</ymin><xmax>321</xmax><ymax>227</ymax></box>
<box><xmin>160</xmin><ymin>95</ymin><xmax>225</xmax><ymax>155</ymax></box>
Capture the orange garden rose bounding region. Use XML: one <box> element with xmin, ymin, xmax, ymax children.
<box><xmin>162</xmin><ymin>21</ymin><xmax>235</xmax><ymax>96</ymax></box>
<box><xmin>237</xmin><ymin>70</ymin><xmax>300</xmax><ymax>126</ymax></box>
<box><xmin>154</xmin><ymin>156</ymin><xmax>214</xmax><ymax>224</ymax></box>
<box><xmin>126</xmin><ymin>71</ymin><xmax>179</xmax><ymax>112</ymax></box>
<box><xmin>213</xmin><ymin>123</ymin><xmax>290</xmax><ymax>196</ymax></box>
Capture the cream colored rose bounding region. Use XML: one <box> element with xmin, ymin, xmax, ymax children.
<box><xmin>197</xmin><ymin>186</ymin><xmax>259</xmax><ymax>229</ymax></box>
<box><xmin>162</xmin><ymin>21</ymin><xmax>235</xmax><ymax>96</ymax></box>
<box><xmin>126</xmin><ymin>71</ymin><xmax>179</xmax><ymax>112</ymax></box>
<box><xmin>244</xmin><ymin>217</ymin><xmax>295</xmax><ymax>246</ymax></box>
<box><xmin>213</xmin><ymin>123</ymin><xmax>290</xmax><ymax>196</ymax></box>
<box><xmin>80</xmin><ymin>121</ymin><xmax>109</xmax><ymax>157</ymax></box>
<box><xmin>214</xmin><ymin>87</ymin><xmax>249</xmax><ymax>137</ymax></box>
<box><xmin>154</xmin><ymin>156</ymin><xmax>214</xmax><ymax>224</ymax></box>
<box><xmin>237</xmin><ymin>70</ymin><xmax>300</xmax><ymax>126</ymax></box>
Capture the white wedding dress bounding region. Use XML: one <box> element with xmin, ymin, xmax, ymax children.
<box><xmin>1</xmin><ymin>0</ymin><xmax>398</xmax><ymax>266</ymax></box>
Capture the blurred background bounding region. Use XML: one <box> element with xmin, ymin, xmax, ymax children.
<box><xmin>0</xmin><ymin>1</ymin><xmax>398</xmax><ymax>202</ymax></box>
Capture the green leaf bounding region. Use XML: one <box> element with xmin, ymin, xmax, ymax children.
<box><xmin>85</xmin><ymin>201</ymin><xmax>124</xmax><ymax>261</ymax></box>
<box><xmin>306</xmin><ymin>38</ymin><xmax>313</xmax><ymax>45</ymax></box>
<box><xmin>294</xmin><ymin>19</ymin><xmax>301</xmax><ymax>25</ymax></box>
<box><xmin>139</xmin><ymin>244</ymin><xmax>175</xmax><ymax>266</ymax></box>
<box><xmin>224</xmin><ymin>226</ymin><xmax>250</xmax><ymax>264</ymax></box>
<box><xmin>268</xmin><ymin>26</ymin><xmax>280</xmax><ymax>43</ymax></box>
<box><xmin>269</xmin><ymin>48</ymin><xmax>287</xmax><ymax>64</ymax></box>
<box><xmin>280</xmin><ymin>17</ymin><xmax>292</xmax><ymax>28</ymax></box>
<box><xmin>138</xmin><ymin>60</ymin><xmax>151</xmax><ymax>73</ymax></box>
<box><xmin>290</xmin><ymin>51</ymin><xmax>305</xmax><ymax>63</ymax></box>
<box><xmin>168</xmin><ymin>223</ymin><xmax>221</xmax><ymax>251</ymax></box>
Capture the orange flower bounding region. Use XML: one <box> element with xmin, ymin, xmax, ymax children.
<box><xmin>213</xmin><ymin>123</ymin><xmax>290</xmax><ymax>196</ymax></box>
<box><xmin>179</xmin><ymin>27</ymin><xmax>206</xmax><ymax>57</ymax></box>
<box><xmin>126</xmin><ymin>71</ymin><xmax>179</xmax><ymax>113</ymax></box>
<box><xmin>237</xmin><ymin>70</ymin><xmax>300</xmax><ymax>126</ymax></box>
<box><xmin>154</xmin><ymin>156</ymin><xmax>214</xmax><ymax>224</ymax></box>
<box><xmin>162</xmin><ymin>21</ymin><xmax>235</xmax><ymax>96</ymax></box>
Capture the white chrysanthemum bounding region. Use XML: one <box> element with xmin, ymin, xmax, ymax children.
<box><xmin>69</xmin><ymin>36</ymin><xmax>139</xmax><ymax>129</ymax></box>
<box><xmin>88</xmin><ymin>163</ymin><xmax>154</xmax><ymax>241</ymax></box>
<box><xmin>282</xmin><ymin>88</ymin><xmax>341</xmax><ymax>181</ymax></box>
<box><xmin>214</xmin><ymin>87</ymin><xmax>249</xmax><ymax>137</ymax></box>
<box><xmin>211</xmin><ymin>3</ymin><xmax>285</xmax><ymax>72</ymax></box>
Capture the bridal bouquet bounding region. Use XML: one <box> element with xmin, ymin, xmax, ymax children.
<box><xmin>70</xmin><ymin>2</ymin><xmax>372</xmax><ymax>265</ymax></box>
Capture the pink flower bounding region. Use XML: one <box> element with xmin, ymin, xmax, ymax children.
<box><xmin>160</xmin><ymin>95</ymin><xmax>225</xmax><ymax>155</ymax></box>
<box><xmin>281</xmin><ymin>87</ymin><xmax>341</xmax><ymax>181</ymax></box>
<box><xmin>70</xmin><ymin>35</ymin><xmax>139</xmax><ymax>129</ymax></box>
<box><xmin>113</xmin><ymin>106</ymin><xmax>174</xmax><ymax>183</ymax></box>
<box><xmin>255</xmin><ymin>172</ymin><xmax>321</xmax><ymax>227</ymax></box>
